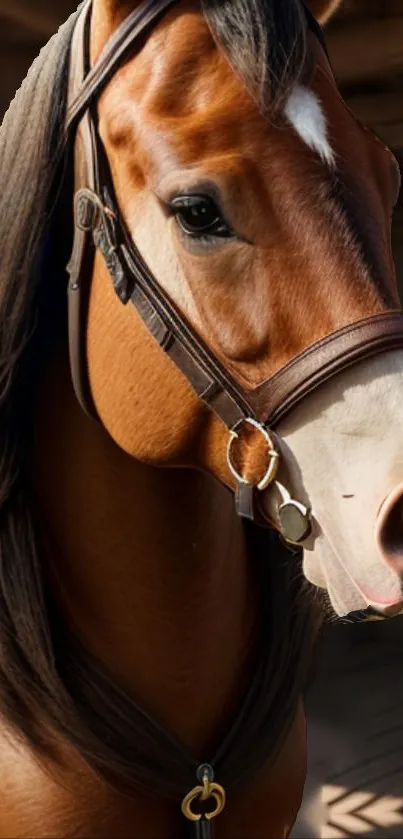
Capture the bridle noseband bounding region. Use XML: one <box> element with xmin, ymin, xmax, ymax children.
<box><xmin>65</xmin><ymin>0</ymin><xmax>403</xmax><ymax>545</ymax></box>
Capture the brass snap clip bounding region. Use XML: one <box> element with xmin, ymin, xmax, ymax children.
<box><xmin>181</xmin><ymin>764</ymin><xmax>226</xmax><ymax>823</ymax></box>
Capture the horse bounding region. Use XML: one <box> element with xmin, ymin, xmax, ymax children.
<box><xmin>0</xmin><ymin>0</ymin><xmax>402</xmax><ymax>835</ymax></box>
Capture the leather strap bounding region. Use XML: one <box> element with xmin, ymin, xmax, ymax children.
<box><xmin>247</xmin><ymin>311</ymin><xmax>403</xmax><ymax>426</ymax></box>
<box><xmin>68</xmin><ymin>185</ymin><xmax>249</xmax><ymax>425</ymax></box>
<box><xmin>66</xmin><ymin>0</ymin><xmax>177</xmax><ymax>134</ymax></box>
<box><xmin>66</xmin><ymin>0</ymin><xmax>99</xmax><ymax>417</ymax></box>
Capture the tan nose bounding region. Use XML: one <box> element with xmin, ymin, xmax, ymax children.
<box><xmin>376</xmin><ymin>484</ymin><xmax>403</xmax><ymax>577</ymax></box>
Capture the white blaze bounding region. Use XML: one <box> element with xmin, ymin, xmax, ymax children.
<box><xmin>284</xmin><ymin>85</ymin><xmax>335</xmax><ymax>166</ymax></box>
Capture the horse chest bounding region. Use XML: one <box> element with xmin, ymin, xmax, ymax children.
<box><xmin>0</xmin><ymin>702</ymin><xmax>305</xmax><ymax>838</ymax></box>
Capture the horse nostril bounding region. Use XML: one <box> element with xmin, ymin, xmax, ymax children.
<box><xmin>377</xmin><ymin>485</ymin><xmax>403</xmax><ymax>574</ymax></box>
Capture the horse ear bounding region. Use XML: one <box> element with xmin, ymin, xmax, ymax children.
<box><xmin>304</xmin><ymin>0</ymin><xmax>342</xmax><ymax>24</ymax></box>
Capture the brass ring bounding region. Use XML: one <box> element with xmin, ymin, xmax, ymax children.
<box><xmin>227</xmin><ymin>417</ymin><xmax>280</xmax><ymax>491</ymax></box>
<box><xmin>181</xmin><ymin>776</ymin><xmax>226</xmax><ymax>822</ymax></box>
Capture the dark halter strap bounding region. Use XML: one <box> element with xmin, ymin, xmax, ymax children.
<box><xmin>66</xmin><ymin>0</ymin><xmax>177</xmax><ymax>132</ymax></box>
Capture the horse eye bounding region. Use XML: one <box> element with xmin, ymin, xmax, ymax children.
<box><xmin>170</xmin><ymin>194</ymin><xmax>233</xmax><ymax>238</ymax></box>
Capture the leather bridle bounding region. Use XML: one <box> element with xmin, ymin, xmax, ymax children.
<box><xmin>65</xmin><ymin>0</ymin><xmax>403</xmax><ymax>543</ymax></box>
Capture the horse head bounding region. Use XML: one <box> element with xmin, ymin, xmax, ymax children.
<box><xmin>71</xmin><ymin>0</ymin><xmax>402</xmax><ymax>617</ymax></box>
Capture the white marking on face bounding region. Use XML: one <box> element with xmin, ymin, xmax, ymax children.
<box><xmin>284</xmin><ymin>85</ymin><xmax>335</xmax><ymax>166</ymax></box>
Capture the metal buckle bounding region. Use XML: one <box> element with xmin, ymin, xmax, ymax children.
<box><xmin>227</xmin><ymin>417</ymin><xmax>280</xmax><ymax>491</ymax></box>
<box><xmin>74</xmin><ymin>188</ymin><xmax>102</xmax><ymax>231</ymax></box>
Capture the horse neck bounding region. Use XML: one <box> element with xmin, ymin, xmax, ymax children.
<box><xmin>30</xmin><ymin>347</ymin><xmax>257</xmax><ymax>755</ymax></box>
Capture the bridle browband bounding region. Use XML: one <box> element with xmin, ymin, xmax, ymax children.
<box><xmin>63</xmin><ymin>0</ymin><xmax>403</xmax><ymax>828</ymax></box>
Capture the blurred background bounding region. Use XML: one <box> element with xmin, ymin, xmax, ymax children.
<box><xmin>0</xmin><ymin>2</ymin><xmax>402</xmax><ymax>837</ymax></box>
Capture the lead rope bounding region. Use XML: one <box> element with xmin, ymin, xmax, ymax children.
<box><xmin>182</xmin><ymin>764</ymin><xmax>226</xmax><ymax>838</ymax></box>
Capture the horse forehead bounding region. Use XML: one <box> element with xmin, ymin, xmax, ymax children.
<box><xmin>101</xmin><ymin>7</ymin><xmax>264</xmax><ymax>153</ymax></box>
<box><xmin>104</xmin><ymin>69</ymin><xmax>294</xmax><ymax>191</ymax></box>
<box><xmin>102</xmin><ymin>12</ymin><xmax>332</xmax><ymax>180</ymax></box>
<box><xmin>107</xmin><ymin>6</ymin><xmax>238</xmax><ymax>111</ymax></box>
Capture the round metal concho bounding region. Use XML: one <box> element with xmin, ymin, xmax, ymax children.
<box><xmin>181</xmin><ymin>775</ymin><xmax>226</xmax><ymax>823</ymax></box>
<box><xmin>227</xmin><ymin>418</ymin><xmax>280</xmax><ymax>492</ymax></box>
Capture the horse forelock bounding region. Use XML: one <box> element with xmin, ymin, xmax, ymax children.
<box><xmin>201</xmin><ymin>0</ymin><xmax>308</xmax><ymax>114</ymax></box>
